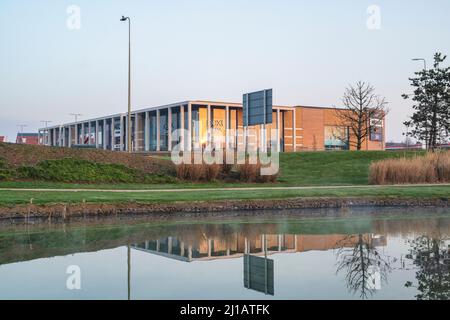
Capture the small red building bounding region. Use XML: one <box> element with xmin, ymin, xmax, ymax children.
<box><xmin>0</xmin><ymin>136</ymin><xmax>5</xmax><ymax>143</ymax></box>
<box><xmin>16</xmin><ymin>133</ymin><xmax>39</xmax><ymax>145</ymax></box>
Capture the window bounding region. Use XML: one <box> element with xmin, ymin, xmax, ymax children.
<box><xmin>324</xmin><ymin>126</ymin><xmax>349</xmax><ymax>150</ymax></box>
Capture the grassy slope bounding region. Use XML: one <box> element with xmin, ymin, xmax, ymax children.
<box><xmin>2</xmin><ymin>149</ymin><xmax>445</xmax><ymax>206</ymax></box>
<box><xmin>0</xmin><ymin>150</ymin><xmax>424</xmax><ymax>189</ymax></box>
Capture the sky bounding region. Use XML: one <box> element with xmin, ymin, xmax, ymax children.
<box><xmin>1</xmin><ymin>0</ymin><xmax>450</xmax><ymax>142</ymax></box>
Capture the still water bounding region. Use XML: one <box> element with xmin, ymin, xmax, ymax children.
<box><xmin>0</xmin><ymin>207</ymin><xmax>450</xmax><ymax>300</ymax></box>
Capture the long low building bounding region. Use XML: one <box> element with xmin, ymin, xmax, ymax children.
<box><xmin>38</xmin><ymin>100</ymin><xmax>385</xmax><ymax>152</ymax></box>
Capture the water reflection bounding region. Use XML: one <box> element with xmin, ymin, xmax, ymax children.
<box><xmin>405</xmin><ymin>235</ymin><xmax>450</xmax><ymax>300</ymax></box>
<box><xmin>335</xmin><ymin>234</ymin><xmax>393</xmax><ymax>299</ymax></box>
<box><xmin>0</xmin><ymin>208</ymin><xmax>450</xmax><ymax>299</ymax></box>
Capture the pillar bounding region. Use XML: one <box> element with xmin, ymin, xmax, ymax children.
<box><xmin>188</xmin><ymin>103</ymin><xmax>192</xmax><ymax>151</ymax></box>
<box><xmin>225</xmin><ymin>105</ymin><xmax>229</xmax><ymax>148</ymax></box>
<box><xmin>180</xmin><ymin>104</ymin><xmax>185</xmax><ymax>152</ymax></box>
<box><xmin>277</xmin><ymin>109</ymin><xmax>281</xmax><ymax>152</ymax></box>
<box><xmin>293</xmin><ymin>109</ymin><xmax>296</xmax><ymax>152</ymax></box>
<box><xmin>95</xmin><ymin>120</ymin><xmax>99</xmax><ymax>148</ymax></box>
<box><xmin>120</xmin><ymin>116</ymin><xmax>124</xmax><ymax>151</ymax></box>
<box><xmin>111</xmin><ymin>118</ymin><xmax>115</xmax><ymax>151</ymax></box>
<box><xmin>102</xmin><ymin>119</ymin><xmax>107</xmax><ymax>150</ymax></box>
<box><xmin>134</xmin><ymin>114</ymin><xmax>138</xmax><ymax>151</ymax></box>
<box><xmin>156</xmin><ymin>109</ymin><xmax>161</xmax><ymax>152</ymax></box>
<box><xmin>145</xmin><ymin>111</ymin><xmax>150</xmax><ymax>152</ymax></box>
<box><xmin>168</xmin><ymin>107</ymin><xmax>172</xmax><ymax>151</ymax></box>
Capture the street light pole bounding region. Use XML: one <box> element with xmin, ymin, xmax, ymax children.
<box><xmin>120</xmin><ymin>16</ymin><xmax>132</xmax><ymax>153</ymax></box>
<box><xmin>412</xmin><ymin>58</ymin><xmax>427</xmax><ymax>71</ymax></box>
<box><xmin>41</xmin><ymin>120</ymin><xmax>52</xmax><ymax>146</ymax></box>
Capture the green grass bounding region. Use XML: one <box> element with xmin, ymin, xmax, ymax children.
<box><xmin>0</xmin><ymin>150</ymin><xmax>425</xmax><ymax>190</ymax></box>
<box><xmin>278</xmin><ymin>150</ymin><xmax>425</xmax><ymax>185</ymax></box>
<box><xmin>0</xmin><ymin>185</ymin><xmax>448</xmax><ymax>206</ymax></box>
<box><xmin>0</xmin><ymin>158</ymin><xmax>175</xmax><ymax>184</ymax></box>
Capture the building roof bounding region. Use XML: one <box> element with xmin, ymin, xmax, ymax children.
<box><xmin>17</xmin><ymin>133</ymin><xmax>39</xmax><ymax>137</ymax></box>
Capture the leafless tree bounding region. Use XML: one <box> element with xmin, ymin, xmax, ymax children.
<box><xmin>334</xmin><ymin>82</ymin><xmax>389</xmax><ymax>150</ymax></box>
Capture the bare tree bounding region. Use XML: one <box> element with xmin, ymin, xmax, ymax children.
<box><xmin>334</xmin><ymin>82</ymin><xmax>388</xmax><ymax>150</ymax></box>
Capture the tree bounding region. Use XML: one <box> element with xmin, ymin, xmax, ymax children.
<box><xmin>335</xmin><ymin>234</ymin><xmax>393</xmax><ymax>299</ymax></box>
<box><xmin>403</xmin><ymin>53</ymin><xmax>450</xmax><ymax>150</ymax></box>
<box><xmin>334</xmin><ymin>82</ymin><xmax>388</xmax><ymax>150</ymax></box>
<box><xmin>404</xmin><ymin>235</ymin><xmax>450</xmax><ymax>300</ymax></box>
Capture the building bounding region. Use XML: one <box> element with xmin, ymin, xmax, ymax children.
<box><xmin>16</xmin><ymin>133</ymin><xmax>39</xmax><ymax>145</ymax></box>
<box><xmin>38</xmin><ymin>100</ymin><xmax>385</xmax><ymax>152</ymax></box>
<box><xmin>0</xmin><ymin>136</ymin><xmax>5</xmax><ymax>143</ymax></box>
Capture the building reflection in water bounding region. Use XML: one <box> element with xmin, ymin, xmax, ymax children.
<box><xmin>132</xmin><ymin>233</ymin><xmax>386</xmax><ymax>262</ymax></box>
<box><xmin>131</xmin><ymin>232</ymin><xmax>387</xmax><ymax>296</ymax></box>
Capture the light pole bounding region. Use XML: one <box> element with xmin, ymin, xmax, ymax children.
<box><xmin>17</xmin><ymin>124</ymin><xmax>27</xmax><ymax>144</ymax></box>
<box><xmin>41</xmin><ymin>120</ymin><xmax>52</xmax><ymax>145</ymax></box>
<box><xmin>70</xmin><ymin>113</ymin><xmax>82</xmax><ymax>123</ymax></box>
<box><xmin>412</xmin><ymin>58</ymin><xmax>427</xmax><ymax>71</ymax></box>
<box><xmin>120</xmin><ymin>15</ymin><xmax>132</xmax><ymax>153</ymax></box>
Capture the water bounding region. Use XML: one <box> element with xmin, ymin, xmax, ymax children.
<box><xmin>0</xmin><ymin>207</ymin><xmax>450</xmax><ymax>300</ymax></box>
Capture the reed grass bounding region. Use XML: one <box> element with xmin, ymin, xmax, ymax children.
<box><xmin>369</xmin><ymin>151</ymin><xmax>450</xmax><ymax>185</ymax></box>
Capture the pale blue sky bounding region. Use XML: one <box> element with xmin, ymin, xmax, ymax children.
<box><xmin>1</xmin><ymin>0</ymin><xmax>449</xmax><ymax>142</ymax></box>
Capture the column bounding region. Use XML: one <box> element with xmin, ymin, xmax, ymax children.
<box><xmin>134</xmin><ymin>114</ymin><xmax>138</xmax><ymax>151</ymax></box>
<box><xmin>53</xmin><ymin>128</ymin><xmax>56</xmax><ymax>147</ymax></box>
<box><xmin>124</xmin><ymin>115</ymin><xmax>128</xmax><ymax>151</ymax></box>
<box><xmin>168</xmin><ymin>107</ymin><xmax>172</xmax><ymax>151</ymax></box>
<box><xmin>81</xmin><ymin>123</ymin><xmax>85</xmax><ymax>145</ymax></box>
<box><xmin>207</xmin><ymin>104</ymin><xmax>211</xmax><ymax>144</ymax></box>
<box><xmin>225</xmin><ymin>105</ymin><xmax>229</xmax><ymax>148</ymax></box>
<box><xmin>145</xmin><ymin>111</ymin><xmax>150</xmax><ymax>151</ymax></box>
<box><xmin>293</xmin><ymin>109</ymin><xmax>296</xmax><ymax>152</ymax></box>
<box><xmin>68</xmin><ymin>126</ymin><xmax>72</xmax><ymax>148</ymax></box>
<box><xmin>120</xmin><ymin>116</ymin><xmax>124</xmax><ymax>151</ymax></box>
<box><xmin>277</xmin><ymin>109</ymin><xmax>281</xmax><ymax>152</ymax></box>
<box><xmin>110</xmin><ymin>118</ymin><xmax>115</xmax><ymax>151</ymax></box>
<box><xmin>180</xmin><ymin>105</ymin><xmax>185</xmax><ymax>152</ymax></box>
<box><xmin>74</xmin><ymin>124</ymin><xmax>78</xmax><ymax>145</ymax></box>
<box><xmin>188</xmin><ymin>103</ymin><xmax>192</xmax><ymax>151</ymax></box>
<box><xmin>102</xmin><ymin>119</ymin><xmax>107</xmax><ymax>150</ymax></box>
<box><xmin>156</xmin><ymin>109</ymin><xmax>161</xmax><ymax>152</ymax></box>
<box><xmin>88</xmin><ymin>122</ymin><xmax>92</xmax><ymax>145</ymax></box>
<box><xmin>95</xmin><ymin>120</ymin><xmax>99</xmax><ymax>148</ymax></box>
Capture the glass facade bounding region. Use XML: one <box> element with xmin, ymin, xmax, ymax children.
<box><xmin>324</xmin><ymin>126</ymin><xmax>349</xmax><ymax>150</ymax></box>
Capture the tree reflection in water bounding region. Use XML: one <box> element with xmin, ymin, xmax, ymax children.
<box><xmin>335</xmin><ymin>234</ymin><xmax>394</xmax><ymax>299</ymax></box>
<box><xmin>405</xmin><ymin>235</ymin><xmax>450</xmax><ymax>300</ymax></box>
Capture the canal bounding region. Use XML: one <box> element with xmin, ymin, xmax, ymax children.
<box><xmin>0</xmin><ymin>206</ymin><xmax>449</xmax><ymax>300</ymax></box>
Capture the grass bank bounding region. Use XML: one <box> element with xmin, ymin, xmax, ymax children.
<box><xmin>0</xmin><ymin>150</ymin><xmax>425</xmax><ymax>189</ymax></box>
<box><xmin>0</xmin><ymin>185</ymin><xmax>448</xmax><ymax>206</ymax></box>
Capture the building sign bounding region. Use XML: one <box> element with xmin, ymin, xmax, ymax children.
<box><xmin>369</xmin><ymin>116</ymin><xmax>383</xmax><ymax>141</ymax></box>
<box><xmin>243</xmin><ymin>254</ymin><xmax>274</xmax><ymax>295</ymax></box>
<box><xmin>243</xmin><ymin>89</ymin><xmax>273</xmax><ymax>126</ymax></box>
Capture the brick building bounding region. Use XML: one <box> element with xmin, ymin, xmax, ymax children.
<box><xmin>16</xmin><ymin>133</ymin><xmax>39</xmax><ymax>145</ymax></box>
<box><xmin>38</xmin><ymin>100</ymin><xmax>385</xmax><ymax>152</ymax></box>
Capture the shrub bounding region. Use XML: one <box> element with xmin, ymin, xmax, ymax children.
<box><xmin>369</xmin><ymin>151</ymin><xmax>450</xmax><ymax>185</ymax></box>
<box><xmin>237</xmin><ymin>162</ymin><xmax>260</xmax><ymax>182</ymax></box>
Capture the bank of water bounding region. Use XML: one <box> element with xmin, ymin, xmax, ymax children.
<box><xmin>0</xmin><ymin>206</ymin><xmax>449</xmax><ymax>300</ymax></box>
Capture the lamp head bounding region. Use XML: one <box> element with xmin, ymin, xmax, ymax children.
<box><xmin>120</xmin><ymin>16</ymin><xmax>128</xmax><ymax>22</ymax></box>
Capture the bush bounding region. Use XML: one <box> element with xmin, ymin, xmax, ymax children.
<box><xmin>236</xmin><ymin>160</ymin><xmax>279</xmax><ymax>183</ymax></box>
<box><xmin>0</xmin><ymin>158</ymin><xmax>14</xmax><ymax>180</ymax></box>
<box><xmin>369</xmin><ymin>151</ymin><xmax>450</xmax><ymax>185</ymax></box>
<box><xmin>175</xmin><ymin>163</ymin><xmax>221</xmax><ymax>181</ymax></box>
